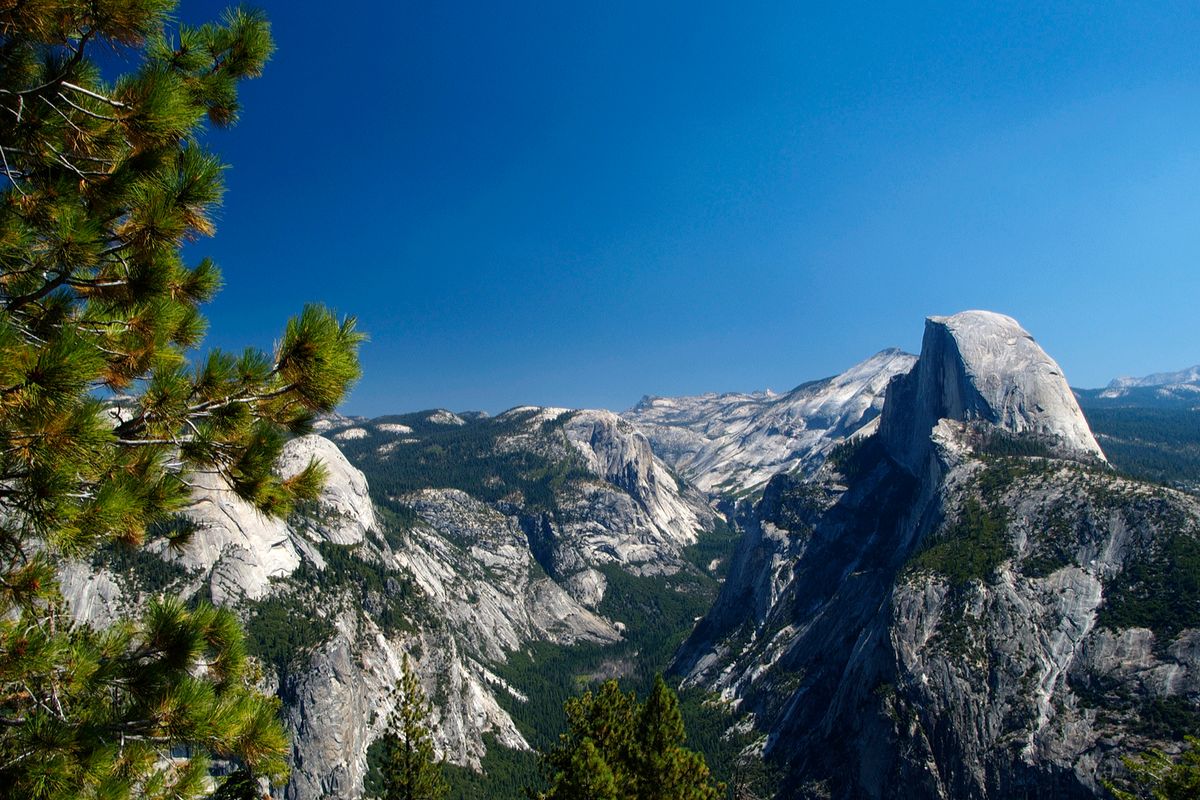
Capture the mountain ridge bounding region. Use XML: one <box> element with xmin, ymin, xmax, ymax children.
<box><xmin>67</xmin><ymin>312</ymin><xmax>1200</xmax><ymax>800</ymax></box>
<box><xmin>625</xmin><ymin>348</ymin><xmax>918</xmax><ymax>496</ymax></box>
<box><xmin>674</xmin><ymin>310</ymin><xmax>1200</xmax><ymax>798</ymax></box>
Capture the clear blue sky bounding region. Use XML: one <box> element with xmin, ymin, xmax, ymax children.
<box><xmin>180</xmin><ymin>1</ymin><xmax>1200</xmax><ymax>416</ymax></box>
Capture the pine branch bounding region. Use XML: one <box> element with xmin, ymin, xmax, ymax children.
<box><xmin>4</xmin><ymin>271</ymin><xmax>69</xmax><ymax>313</ymax></box>
<box><xmin>59</xmin><ymin>81</ymin><xmax>126</xmax><ymax>109</ymax></box>
<box><xmin>54</xmin><ymin>90</ymin><xmax>120</xmax><ymax>121</ymax></box>
<box><xmin>0</xmin><ymin>145</ymin><xmax>26</xmax><ymax>196</ymax></box>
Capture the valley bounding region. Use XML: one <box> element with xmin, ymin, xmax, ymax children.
<box><xmin>72</xmin><ymin>312</ymin><xmax>1200</xmax><ymax>800</ymax></box>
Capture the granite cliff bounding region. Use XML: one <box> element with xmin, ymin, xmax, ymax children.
<box><xmin>676</xmin><ymin>311</ymin><xmax>1200</xmax><ymax>798</ymax></box>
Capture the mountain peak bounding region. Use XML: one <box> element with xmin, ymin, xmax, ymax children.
<box><xmin>881</xmin><ymin>310</ymin><xmax>1105</xmax><ymax>473</ymax></box>
<box><xmin>1106</xmin><ymin>364</ymin><xmax>1200</xmax><ymax>391</ymax></box>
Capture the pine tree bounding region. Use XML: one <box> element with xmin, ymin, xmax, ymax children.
<box><xmin>537</xmin><ymin>676</ymin><xmax>723</xmax><ymax>800</ymax></box>
<box><xmin>376</xmin><ymin>655</ymin><xmax>449</xmax><ymax>800</ymax></box>
<box><xmin>0</xmin><ymin>2</ymin><xmax>363</xmax><ymax>798</ymax></box>
<box><xmin>552</xmin><ymin>738</ymin><xmax>618</xmax><ymax>800</ymax></box>
<box><xmin>636</xmin><ymin>675</ymin><xmax>721</xmax><ymax>800</ymax></box>
<box><xmin>1106</xmin><ymin>736</ymin><xmax>1200</xmax><ymax>800</ymax></box>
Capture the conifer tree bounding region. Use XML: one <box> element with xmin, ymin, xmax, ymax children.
<box><xmin>0</xmin><ymin>2</ymin><xmax>363</xmax><ymax>798</ymax></box>
<box><xmin>537</xmin><ymin>676</ymin><xmax>722</xmax><ymax>800</ymax></box>
<box><xmin>637</xmin><ymin>675</ymin><xmax>721</xmax><ymax>800</ymax></box>
<box><xmin>1107</xmin><ymin>736</ymin><xmax>1200</xmax><ymax>800</ymax></box>
<box><xmin>553</xmin><ymin>739</ymin><xmax>618</xmax><ymax>800</ymax></box>
<box><xmin>376</xmin><ymin>655</ymin><xmax>449</xmax><ymax>800</ymax></box>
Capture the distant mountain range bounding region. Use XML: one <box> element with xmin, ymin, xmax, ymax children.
<box><xmin>1108</xmin><ymin>364</ymin><xmax>1200</xmax><ymax>391</ymax></box>
<box><xmin>1075</xmin><ymin>363</ymin><xmax>1200</xmax><ymax>408</ymax></box>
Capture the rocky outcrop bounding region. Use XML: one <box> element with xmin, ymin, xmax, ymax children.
<box><xmin>880</xmin><ymin>311</ymin><xmax>1105</xmax><ymax>476</ymax></box>
<box><xmin>277</xmin><ymin>434</ymin><xmax>377</xmax><ymax>545</ymax></box>
<box><xmin>330</xmin><ymin>406</ymin><xmax>719</xmax><ymax>607</ymax></box>
<box><xmin>396</xmin><ymin>488</ymin><xmax>620</xmax><ymax>661</ymax></box>
<box><xmin>677</xmin><ymin>310</ymin><xmax>1199</xmax><ymax>799</ymax></box>
<box><xmin>154</xmin><ymin>434</ymin><xmax>381</xmax><ymax>605</ymax></box>
<box><xmin>284</xmin><ymin>610</ymin><xmax>527</xmax><ymax>800</ymax></box>
<box><xmin>626</xmin><ymin>349</ymin><xmax>917</xmax><ymax>495</ymax></box>
<box><xmin>563</xmin><ymin>410</ymin><xmax>708</xmax><ymax>547</ymax></box>
<box><xmin>58</xmin><ymin>561</ymin><xmax>126</xmax><ymax>628</ymax></box>
<box><xmin>172</xmin><ymin>468</ymin><xmax>302</xmax><ymax>605</ymax></box>
<box><xmin>548</xmin><ymin>410</ymin><xmax>715</xmax><ymax>583</ymax></box>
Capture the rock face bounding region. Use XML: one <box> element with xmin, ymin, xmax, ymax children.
<box><xmin>333</xmin><ymin>406</ymin><xmax>717</xmax><ymax>607</ymax></box>
<box><xmin>72</xmin><ymin>397</ymin><xmax>725</xmax><ymax>800</ymax></box>
<box><xmin>276</xmin><ymin>434</ymin><xmax>377</xmax><ymax>545</ymax></box>
<box><xmin>159</xmin><ymin>434</ymin><xmax>380</xmax><ymax>605</ymax></box>
<box><xmin>880</xmin><ymin>311</ymin><xmax>1105</xmax><ymax>476</ymax></box>
<box><xmin>284</xmin><ymin>611</ymin><xmax>527</xmax><ymax>800</ymax></box>
<box><xmin>677</xmin><ymin>310</ymin><xmax>1200</xmax><ymax>799</ymax></box>
<box><xmin>396</xmin><ymin>487</ymin><xmax>619</xmax><ymax>661</ymax></box>
<box><xmin>555</xmin><ymin>410</ymin><xmax>712</xmax><ymax>575</ymax></box>
<box><xmin>173</xmin><ymin>468</ymin><xmax>302</xmax><ymax>605</ymax></box>
<box><xmin>626</xmin><ymin>349</ymin><xmax>917</xmax><ymax>495</ymax></box>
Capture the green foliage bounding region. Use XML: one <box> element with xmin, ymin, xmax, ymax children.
<box><xmin>1082</xmin><ymin>406</ymin><xmax>1200</xmax><ymax>492</ymax></box>
<box><xmin>972</xmin><ymin>428</ymin><xmax>1058</xmax><ymax>459</ymax></box>
<box><xmin>973</xmin><ymin>456</ymin><xmax>1044</xmax><ymax>501</ymax></box>
<box><xmin>337</xmin><ymin>409</ymin><xmax>592</xmax><ymax>518</ymax></box>
<box><xmin>0</xmin><ymin>595</ymin><xmax>290</xmax><ymax>798</ymax></box>
<box><xmin>302</xmin><ymin>540</ymin><xmax>421</xmax><ymax>635</ymax></box>
<box><xmin>1133</xmin><ymin>698</ymin><xmax>1200</xmax><ymax>742</ymax></box>
<box><xmin>1098</xmin><ymin>531</ymin><xmax>1200</xmax><ymax>643</ymax></box>
<box><xmin>674</xmin><ymin>690</ymin><xmax>772</xmax><ymax>798</ymax></box>
<box><xmin>243</xmin><ymin>540</ymin><xmax>423</xmax><ymax>681</ymax></box>
<box><xmin>1106</xmin><ymin>736</ymin><xmax>1200</xmax><ymax>800</ymax></box>
<box><xmin>487</xmin><ymin>640</ymin><xmax>614</xmax><ymax>761</ymax></box>
<box><xmin>827</xmin><ymin>433</ymin><xmax>885</xmax><ymax>484</ymax></box>
<box><xmin>454</xmin><ymin>544</ymin><xmax>740</xmax><ymax>799</ymax></box>
<box><xmin>242</xmin><ymin>591</ymin><xmax>334</xmax><ymax>682</ymax></box>
<box><xmin>91</xmin><ymin>536</ymin><xmax>192</xmax><ymax>595</ymax></box>
<box><xmin>441</xmin><ymin>736</ymin><xmax>541</xmax><ymax>800</ymax></box>
<box><xmin>0</xmin><ymin>2</ymin><xmax>363</xmax><ymax>795</ymax></box>
<box><xmin>681</xmin><ymin>518</ymin><xmax>741</xmax><ymax>579</ymax></box>
<box><xmin>535</xmin><ymin>676</ymin><xmax>723</xmax><ymax>800</ymax></box>
<box><xmin>1020</xmin><ymin>506</ymin><xmax>1079</xmax><ymax>578</ymax></box>
<box><xmin>367</xmin><ymin>655</ymin><xmax>449</xmax><ymax>800</ymax></box>
<box><xmin>908</xmin><ymin>496</ymin><xmax>1011</xmax><ymax>588</ymax></box>
<box><xmin>596</xmin><ymin>565</ymin><xmax>719</xmax><ymax>676</ymax></box>
<box><xmin>756</xmin><ymin>474</ymin><xmax>826</xmax><ymax>533</ymax></box>
<box><xmin>210</xmin><ymin>768</ymin><xmax>265</xmax><ymax>800</ymax></box>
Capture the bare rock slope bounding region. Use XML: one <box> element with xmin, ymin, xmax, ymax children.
<box><xmin>881</xmin><ymin>310</ymin><xmax>1105</xmax><ymax>475</ymax></box>
<box><xmin>626</xmin><ymin>348</ymin><xmax>917</xmax><ymax>495</ymax></box>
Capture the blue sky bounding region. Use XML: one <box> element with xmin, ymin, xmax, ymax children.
<box><xmin>179</xmin><ymin>2</ymin><xmax>1200</xmax><ymax>416</ymax></box>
